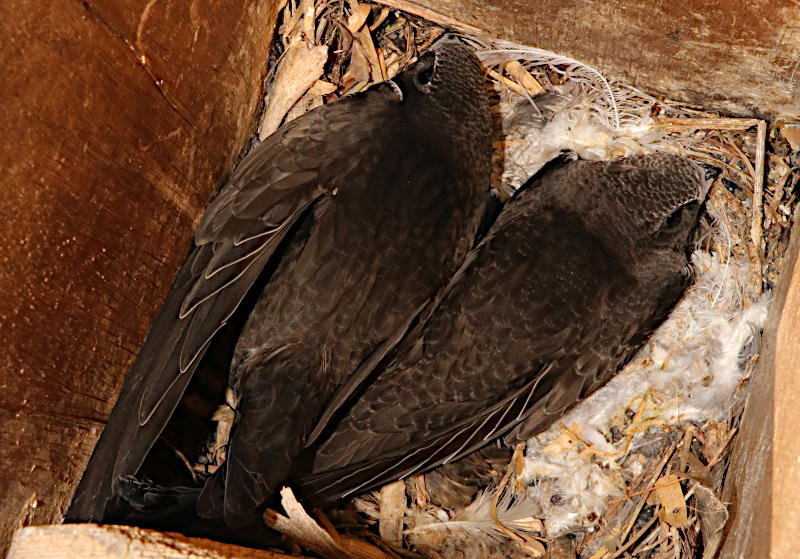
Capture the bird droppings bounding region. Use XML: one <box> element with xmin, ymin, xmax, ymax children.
<box><xmin>169</xmin><ymin>2</ymin><xmax>795</xmax><ymax>558</ymax></box>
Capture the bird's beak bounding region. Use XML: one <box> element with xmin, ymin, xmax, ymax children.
<box><xmin>697</xmin><ymin>162</ymin><xmax>720</xmax><ymax>200</ymax></box>
<box><xmin>699</xmin><ymin>163</ymin><xmax>722</xmax><ymax>182</ymax></box>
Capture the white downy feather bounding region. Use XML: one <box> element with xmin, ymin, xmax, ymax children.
<box><xmin>407</xmin><ymin>486</ymin><xmax>546</xmax><ymax>559</ymax></box>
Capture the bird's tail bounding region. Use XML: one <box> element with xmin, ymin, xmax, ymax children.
<box><xmin>111</xmin><ymin>476</ymin><xmax>278</xmax><ymax>546</ymax></box>
<box><xmin>112</xmin><ymin>476</ymin><xmax>203</xmax><ymax>523</ymax></box>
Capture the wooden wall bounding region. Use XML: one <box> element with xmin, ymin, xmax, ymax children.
<box><xmin>0</xmin><ymin>0</ymin><xmax>281</xmax><ymax>554</ymax></box>
<box><xmin>376</xmin><ymin>0</ymin><xmax>800</xmax><ymax>118</ymax></box>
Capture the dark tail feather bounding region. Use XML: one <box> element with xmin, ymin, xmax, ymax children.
<box><xmin>113</xmin><ymin>476</ymin><xmax>202</xmax><ymax>521</ymax></box>
<box><xmin>110</xmin><ymin>476</ymin><xmax>279</xmax><ymax>547</ymax></box>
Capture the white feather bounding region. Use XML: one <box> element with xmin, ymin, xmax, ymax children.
<box><xmin>406</xmin><ymin>486</ymin><xmax>545</xmax><ymax>558</ymax></box>
<box><xmin>477</xmin><ymin>42</ymin><xmax>623</xmax><ymax>129</ymax></box>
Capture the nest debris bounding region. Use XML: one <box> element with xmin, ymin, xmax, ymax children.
<box><xmin>186</xmin><ymin>2</ymin><xmax>799</xmax><ymax>558</ymax></box>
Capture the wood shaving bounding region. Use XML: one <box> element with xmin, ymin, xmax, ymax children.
<box><xmin>378</xmin><ymin>481</ymin><xmax>406</xmax><ymax>547</ymax></box>
<box><xmin>346</xmin><ymin>1</ymin><xmax>372</xmax><ymax>33</ymax></box>
<box><xmin>504</xmin><ymin>61</ymin><xmax>545</xmax><ymax>95</ymax></box>
<box><xmin>653</xmin><ymin>475</ymin><xmax>689</xmax><ymax>528</ymax></box>
<box><xmin>265</xmin><ymin>487</ymin><xmax>393</xmax><ymax>559</ymax></box>
<box><xmin>259</xmin><ymin>40</ymin><xmax>328</xmax><ymax>139</ymax></box>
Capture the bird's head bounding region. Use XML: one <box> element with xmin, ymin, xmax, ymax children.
<box><xmin>390</xmin><ymin>38</ymin><xmax>492</xmax><ymax>150</ymax></box>
<box><xmin>559</xmin><ymin>153</ymin><xmax>717</xmax><ymax>258</ymax></box>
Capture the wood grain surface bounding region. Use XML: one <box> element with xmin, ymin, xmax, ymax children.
<box><xmin>0</xmin><ymin>0</ymin><xmax>281</xmax><ymax>554</ymax></box>
<box><xmin>8</xmin><ymin>524</ymin><xmax>295</xmax><ymax>559</ymax></box>
<box><xmin>769</xmin><ymin>232</ymin><xmax>800</xmax><ymax>556</ymax></box>
<box><xmin>374</xmin><ymin>0</ymin><xmax>800</xmax><ymax>117</ymax></box>
<box><xmin>718</xmin><ymin>215</ymin><xmax>800</xmax><ymax>558</ymax></box>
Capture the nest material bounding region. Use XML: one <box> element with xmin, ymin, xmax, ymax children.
<box><xmin>189</xmin><ymin>2</ymin><xmax>799</xmax><ymax>558</ymax></box>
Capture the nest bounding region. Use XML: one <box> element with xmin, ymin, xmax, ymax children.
<box><xmin>186</xmin><ymin>1</ymin><xmax>800</xmax><ymax>557</ymax></box>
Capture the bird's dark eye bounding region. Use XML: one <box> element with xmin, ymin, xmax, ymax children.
<box><xmin>662</xmin><ymin>201</ymin><xmax>698</xmax><ymax>231</ymax></box>
<box><xmin>416</xmin><ymin>66</ymin><xmax>434</xmax><ymax>87</ymax></box>
<box><xmin>664</xmin><ymin>208</ymin><xmax>683</xmax><ymax>229</ymax></box>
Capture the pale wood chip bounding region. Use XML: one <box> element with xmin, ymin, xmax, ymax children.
<box><xmin>344</xmin><ymin>39</ymin><xmax>372</xmax><ymax>85</ymax></box>
<box><xmin>279</xmin><ymin>0</ymin><xmax>303</xmax><ymax>47</ymax></box>
<box><xmin>376</xmin><ymin>47</ymin><xmax>389</xmax><ymax>81</ymax></box>
<box><xmin>355</xmin><ymin>26</ymin><xmax>382</xmax><ymax>83</ymax></box>
<box><xmin>487</xmin><ymin>68</ymin><xmax>529</xmax><ymax>97</ymax></box>
<box><xmin>410</xmin><ymin>474</ymin><xmax>430</xmax><ymax>507</ymax></box>
<box><xmin>209</xmin><ymin>402</ymin><xmax>233</xmax><ymax>461</ymax></box>
<box><xmin>301</xmin><ymin>0</ymin><xmax>315</xmax><ymax>43</ymax></box>
<box><xmin>309</xmin><ymin>80</ymin><xmax>338</xmax><ymax>96</ymax></box>
<box><xmin>515</xmin><ymin>517</ymin><xmax>545</xmax><ymax>532</ymax></box>
<box><xmin>263</xmin><ymin>488</ymin><xmax>345</xmax><ymax>559</ymax></box>
<box><xmin>504</xmin><ymin>61</ymin><xmax>545</xmax><ymax>95</ymax></box>
<box><xmin>346</xmin><ymin>0</ymin><xmax>372</xmax><ymax>34</ymax></box>
<box><xmin>654</xmin><ymin>474</ymin><xmax>689</xmax><ymax>527</ymax></box>
<box><xmin>265</xmin><ymin>489</ymin><xmax>393</xmax><ymax>559</ymax></box>
<box><xmin>384</xmin><ymin>55</ymin><xmax>402</xmax><ymax>80</ymax></box>
<box><xmin>378</xmin><ymin>480</ymin><xmax>406</xmax><ymax>547</ymax></box>
<box><xmin>543</xmin><ymin>424</ymin><xmax>582</xmax><ymax>454</ymax></box>
<box><xmin>701</xmin><ymin>421</ymin><xmax>729</xmax><ymax>465</ymax></box>
<box><xmin>781</xmin><ymin>123</ymin><xmax>800</xmax><ymax>151</ymax></box>
<box><xmin>751</xmin><ymin>120</ymin><xmax>766</xmax><ymax>293</ymax></box>
<box><xmin>285</xmin><ymin>89</ymin><xmax>325</xmax><ymax>123</ymax></box>
<box><xmin>259</xmin><ymin>40</ymin><xmax>328</xmax><ymax>139</ymax></box>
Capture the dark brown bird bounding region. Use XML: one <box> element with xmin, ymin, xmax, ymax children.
<box><xmin>292</xmin><ymin>153</ymin><xmax>717</xmax><ymax>504</ymax></box>
<box><xmin>68</xmin><ymin>39</ymin><xmax>493</xmax><ymax>528</ymax></box>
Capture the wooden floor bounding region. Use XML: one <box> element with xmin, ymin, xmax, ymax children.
<box><xmin>8</xmin><ymin>525</ymin><xmax>295</xmax><ymax>559</ymax></box>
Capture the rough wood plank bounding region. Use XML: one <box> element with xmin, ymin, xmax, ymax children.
<box><xmin>717</xmin><ymin>317</ymin><xmax>773</xmax><ymax>553</ymax></box>
<box><xmin>374</xmin><ymin>0</ymin><xmax>800</xmax><ymax>118</ymax></box>
<box><xmin>0</xmin><ymin>0</ymin><xmax>281</xmax><ymax>554</ymax></box>
<box><xmin>8</xmin><ymin>524</ymin><xmax>295</xmax><ymax>559</ymax></box>
<box><xmin>718</xmin><ymin>206</ymin><xmax>800</xmax><ymax>558</ymax></box>
<box><xmin>768</xmin><ymin>212</ymin><xmax>800</xmax><ymax>557</ymax></box>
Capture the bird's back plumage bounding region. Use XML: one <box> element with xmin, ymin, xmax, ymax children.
<box><xmin>293</xmin><ymin>153</ymin><xmax>713</xmax><ymax>504</ymax></box>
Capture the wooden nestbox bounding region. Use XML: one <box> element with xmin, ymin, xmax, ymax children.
<box><xmin>1</xmin><ymin>1</ymin><xmax>797</xmax><ymax>558</ymax></box>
